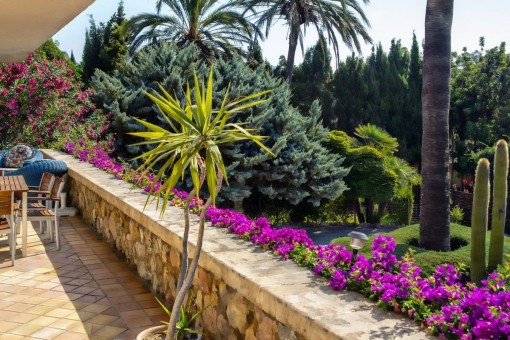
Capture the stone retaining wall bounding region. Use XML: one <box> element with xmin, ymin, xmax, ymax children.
<box><xmin>43</xmin><ymin>150</ymin><xmax>428</xmax><ymax>340</ymax></box>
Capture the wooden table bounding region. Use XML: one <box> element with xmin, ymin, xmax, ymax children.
<box><xmin>0</xmin><ymin>176</ymin><xmax>28</xmax><ymax>257</ymax></box>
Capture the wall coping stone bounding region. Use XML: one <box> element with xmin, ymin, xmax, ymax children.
<box><xmin>42</xmin><ymin>149</ymin><xmax>430</xmax><ymax>339</ymax></box>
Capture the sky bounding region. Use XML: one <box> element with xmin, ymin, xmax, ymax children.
<box><xmin>53</xmin><ymin>0</ymin><xmax>510</xmax><ymax>67</ymax></box>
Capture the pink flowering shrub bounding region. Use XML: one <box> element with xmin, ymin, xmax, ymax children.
<box><xmin>64</xmin><ymin>141</ymin><xmax>510</xmax><ymax>339</ymax></box>
<box><xmin>0</xmin><ymin>53</ymin><xmax>111</xmax><ymax>149</ymax></box>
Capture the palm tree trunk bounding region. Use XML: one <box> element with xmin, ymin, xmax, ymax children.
<box><xmin>354</xmin><ymin>199</ymin><xmax>364</xmax><ymax>223</ymax></box>
<box><xmin>364</xmin><ymin>198</ymin><xmax>376</xmax><ymax>224</ymax></box>
<box><xmin>285</xmin><ymin>23</ymin><xmax>300</xmax><ymax>83</ymax></box>
<box><xmin>419</xmin><ymin>0</ymin><xmax>454</xmax><ymax>251</ymax></box>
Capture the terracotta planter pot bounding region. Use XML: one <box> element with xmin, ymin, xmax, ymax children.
<box><xmin>136</xmin><ymin>325</ymin><xmax>167</xmax><ymax>340</ymax></box>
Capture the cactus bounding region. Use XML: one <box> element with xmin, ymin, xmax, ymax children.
<box><xmin>488</xmin><ymin>140</ymin><xmax>508</xmax><ymax>273</ymax></box>
<box><xmin>470</xmin><ymin>158</ymin><xmax>490</xmax><ymax>284</ymax></box>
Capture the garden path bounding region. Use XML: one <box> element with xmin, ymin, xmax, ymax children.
<box><xmin>294</xmin><ymin>223</ymin><xmax>403</xmax><ymax>245</ymax></box>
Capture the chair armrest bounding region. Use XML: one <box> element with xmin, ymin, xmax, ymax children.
<box><xmin>25</xmin><ymin>197</ymin><xmax>60</xmax><ymax>203</ymax></box>
<box><xmin>26</xmin><ymin>190</ymin><xmax>51</xmax><ymax>195</ymax></box>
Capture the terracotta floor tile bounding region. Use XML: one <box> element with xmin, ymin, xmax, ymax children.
<box><xmin>87</xmin><ymin>314</ymin><xmax>119</xmax><ymax>325</ymax></box>
<box><xmin>81</xmin><ymin>303</ymin><xmax>111</xmax><ymax>314</ymax></box>
<box><xmin>89</xmin><ymin>288</ymin><xmax>106</xmax><ymax>297</ymax></box>
<box><xmin>70</xmin><ymin>321</ymin><xmax>103</xmax><ymax>334</ymax></box>
<box><xmin>139</xmin><ymin>299</ymin><xmax>161</xmax><ymax>309</ymax></box>
<box><xmin>45</xmin><ymin>307</ymin><xmax>75</xmax><ymax>318</ymax></box>
<box><xmin>109</xmin><ymin>295</ymin><xmax>134</xmax><ymax>304</ymax></box>
<box><xmin>20</xmin><ymin>287</ymin><xmax>47</xmax><ymax>296</ymax></box>
<box><xmin>34</xmin><ymin>281</ymin><xmax>61</xmax><ymax>290</ymax></box>
<box><xmin>94</xmin><ymin>296</ymin><xmax>112</xmax><ymax>305</ymax></box>
<box><xmin>82</xmin><ymin>280</ymin><xmax>100</xmax><ymax>288</ymax></box>
<box><xmin>0</xmin><ymin>320</ymin><xmax>22</xmax><ymax>333</ymax></box>
<box><xmin>0</xmin><ymin>300</ymin><xmax>16</xmax><ymax>309</ymax></box>
<box><xmin>19</xmin><ymin>296</ymin><xmax>49</xmax><ymax>305</ymax></box>
<box><xmin>24</xmin><ymin>304</ymin><xmax>55</xmax><ymax>315</ymax></box>
<box><xmin>144</xmin><ymin>307</ymin><xmax>168</xmax><ymax>317</ymax></box>
<box><xmin>29</xmin><ymin>315</ymin><xmax>60</xmax><ymax>327</ymax></box>
<box><xmin>74</xmin><ymin>310</ymin><xmax>97</xmax><ymax>321</ymax></box>
<box><xmin>133</xmin><ymin>293</ymin><xmax>154</xmax><ymax>302</ymax></box>
<box><xmin>115</xmin><ymin>327</ymin><xmax>147</xmax><ymax>340</ymax></box>
<box><xmin>39</xmin><ymin>298</ymin><xmax>68</xmax><ymax>308</ymax></box>
<box><xmin>52</xmin><ymin>331</ymin><xmax>88</xmax><ymax>340</ymax></box>
<box><xmin>105</xmin><ymin>289</ymin><xmax>129</xmax><ymax>298</ymax></box>
<box><xmin>29</xmin><ymin>326</ymin><xmax>65</xmax><ymax>339</ymax></box>
<box><xmin>8</xmin><ymin>323</ymin><xmax>44</xmax><ymax>336</ymax></box>
<box><xmin>115</xmin><ymin>301</ymin><xmax>142</xmax><ymax>312</ymax></box>
<box><xmin>2</xmin><ymin>277</ymin><xmax>27</xmax><ymax>285</ymax></box>
<box><xmin>48</xmin><ymin>318</ymin><xmax>81</xmax><ymax>330</ymax></box>
<box><xmin>4</xmin><ymin>302</ymin><xmax>33</xmax><ymax>313</ymax></box>
<box><xmin>95</xmin><ymin>278</ymin><xmax>118</xmax><ymax>285</ymax></box>
<box><xmin>37</xmin><ymin>290</ymin><xmax>67</xmax><ymax>299</ymax></box>
<box><xmin>67</xmin><ymin>301</ymin><xmax>90</xmax><ymax>311</ymax></box>
<box><xmin>108</xmin><ymin>317</ymin><xmax>127</xmax><ymax>328</ymax></box>
<box><xmin>75</xmin><ymin>295</ymin><xmax>103</xmax><ymax>303</ymax></box>
<box><xmin>0</xmin><ymin>333</ymin><xmax>24</xmax><ymax>340</ymax></box>
<box><xmin>5</xmin><ymin>310</ymin><xmax>39</xmax><ymax>324</ymax></box>
<box><xmin>71</xmin><ymin>285</ymin><xmax>98</xmax><ymax>295</ymax></box>
<box><xmin>120</xmin><ymin>314</ymin><xmax>153</xmax><ymax>328</ymax></box>
<box><xmin>93</xmin><ymin>324</ymin><xmax>126</xmax><ymax>338</ymax></box>
<box><xmin>101</xmin><ymin>306</ymin><xmax>120</xmax><ymax>317</ymax></box>
<box><xmin>0</xmin><ymin>270</ymin><xmax>23</xmax><ymax>277</ymax></box>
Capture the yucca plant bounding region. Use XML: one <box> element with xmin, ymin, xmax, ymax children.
<box><xmin>130</xmin><ymin>66</ymin><xmax>273</xmax><ymax>339</ymax></box>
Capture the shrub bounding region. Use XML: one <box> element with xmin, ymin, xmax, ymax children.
<box><xmin>0</xmin><ymin>52</ymin><xmax>111</xmax><ymax>149</ymax></box>
<box><xmin>450</xmin><ymin>205</ymin><xmax>464</xmax><ymax>224</ymax></box>
<box><xmin>91</xmin><ymin>42</ymin><xmax>348</xmax><ymax>208</ymax></box>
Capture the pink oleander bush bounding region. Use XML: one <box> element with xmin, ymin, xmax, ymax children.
<box><xmin>64</xmin><ymin>142</ymin><xmax>510</xmax><ymax>339</ymax></box>
<box><xmin>0</xmin><ymin>53</ymin><xmax>112</xmax><ymax>149</ymax></box>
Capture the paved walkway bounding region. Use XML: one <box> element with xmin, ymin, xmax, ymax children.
<box><xmin>0</xmin><ymin>216</ymin><xmax>166</xmax><ymax>339</ymax></box>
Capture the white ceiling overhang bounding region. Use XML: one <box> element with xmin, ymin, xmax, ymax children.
<box><xmin>0</xmin><ymin>0</ymin><xmax>95</xmax><ymax>62</ymax></box>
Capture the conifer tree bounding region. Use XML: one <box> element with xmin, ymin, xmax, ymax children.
<box><xmin>82</xmin><ymin>16</ymin><xmax>104</xmax><ymax>83</ymax></box>
<box><xmin>82</xmin><ymin>2</ymin><xmax>128</xmax><ymax>83</ymax></box>
<box><xmin>91</xmin><ymin>43</ymin><xmax>348</xmax><ymax>207</ymax></box>
<box><xmin>292</xmin><ymin>37</ymin><xmax>335</xmax><ymax>127</ymax></box>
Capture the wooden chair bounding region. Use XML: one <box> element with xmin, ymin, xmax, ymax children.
<box><xmin>0</xmin><ymin>190</ymin><xmax>18</xmax><ymax>266</ymax></box>
<box><xmin>16</xmin><ymin>172</ymin><xmax>55</xmax><ymax>234</ymax></box>
<box><xmin>21</xmin><ymin>177</ymin><xmax>65</xmax><ymax>250</ymax></box>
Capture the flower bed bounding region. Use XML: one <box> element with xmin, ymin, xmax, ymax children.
<box><xmin>64</xmin><ymin>141</ymin><xmax>510</xmax><ymax>339</ymax></box>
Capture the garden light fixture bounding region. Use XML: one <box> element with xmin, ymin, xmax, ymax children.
<box><xmin>348</xmin><ymin>231</ymin><xmax>368</xmax><ymax>263</ymax></box>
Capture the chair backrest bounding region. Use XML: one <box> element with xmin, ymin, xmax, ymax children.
<box><xmin>0</xmin><ymin>190</ymin><xmax>14</xmax><ymax>216</ymax></box>
<box><xmin>39</xmin><ymin>172</ymin><xmax>55</xmax><ymax>191</ymax></box>
<box><xmin>50</xmin><ymin>177</ymin><xmax>65</xmax><ymax>200</ymax></box>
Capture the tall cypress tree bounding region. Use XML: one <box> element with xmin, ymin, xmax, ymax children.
<box><xmin>400</xmin><ymin>32</ymin><xmax>423</xmax><ymax>165</ymax></box>
<box><xmin>292</xmin><ymin>36</ymin><xmax>335</xmax><ymax>127</ymax></box>
<box><xmin>82</xmin><ymin>16</ymin><xmax>104</xmax><ymax>83</ymax></box>
<box><xmin>82</xmin><ymin>2</ymin><xmax>128</xmax><ymax>83</ymax></box>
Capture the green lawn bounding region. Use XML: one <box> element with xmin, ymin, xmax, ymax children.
<box><xmin>332</xmin><ymin>223</ymin><xmax>510</xmax><ymax>276</ymax></box>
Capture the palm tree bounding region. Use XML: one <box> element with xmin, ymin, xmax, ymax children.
<box><xmin>419</xmin><ymin>0</ymin><xmax>454</xmax><ymax>251</ymax></box>
<box><xmin>246</xmin><ymin>0</ymin><xmax>372</xmax><ymax>82</ymax></box>
<box><xmin>353</xmin><ymin>124</ymin><xmax>420</xmax><ymax>223</ymax></box>
<box><xmin>124</xmin><ymin>0</ymin><xmax>261</xmax><ymax>59</ymax></box>
<box><xmin>130</xmin><ymin>67</ymin><xmax>273</xmax><ymax>339</ymax></box>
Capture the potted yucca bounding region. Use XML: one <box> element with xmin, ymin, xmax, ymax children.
<box><xmin>131</xmin><ymin>66</ymin><xmax>273</xmax><ymax>339</ymax></box>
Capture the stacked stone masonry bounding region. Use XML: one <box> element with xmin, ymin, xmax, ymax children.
<box><xmin>43</xmin><ymin>150</ymin><xmax>428</xmax><ymax>340</ymax></box>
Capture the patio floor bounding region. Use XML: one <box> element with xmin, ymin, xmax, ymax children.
<box><xmin>0</xmin><ymin>216</ymin><xmax>166</xmax><ymax>339</ymax></box>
